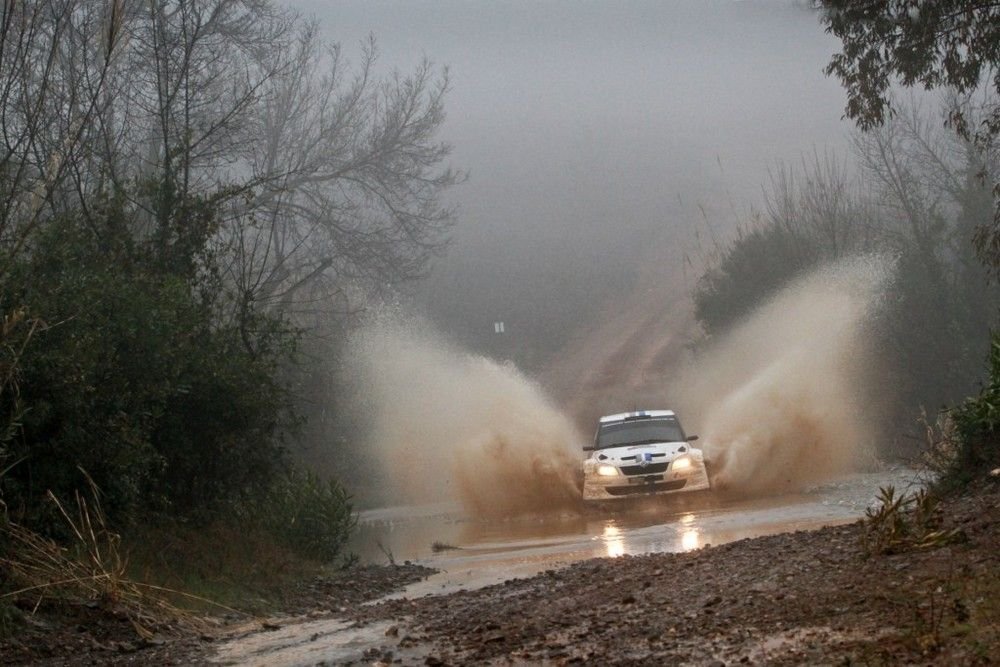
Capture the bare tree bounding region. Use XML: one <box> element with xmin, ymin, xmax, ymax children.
<box><xmin>853</xmin><ymin>94</ymin><xmax>998</xmax><ymax>263</ymax></box>
<box><xmin>227</xmin><ymin>28</ymin><xmax>460</xmax><ymax>319</ymax></box>
<box><xmin>0</xmin><ymin>0</ymin><xmax>460</xmax><ymax>326</ymax></box>
<box><xmin>0</xmin><ymin>0</ymin><xmax>124</xmax><ymax>274</ymax></box>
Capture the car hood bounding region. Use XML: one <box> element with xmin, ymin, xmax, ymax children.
<box><xmin>588</xmin><ymin>441</ymin><xmax>692</xmax><ymax>464</ymax></box>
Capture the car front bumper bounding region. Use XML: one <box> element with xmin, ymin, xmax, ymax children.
<box><xmin>582</xmin><ymin>458</ymin><xmax>710</xmax><ymax>501</ymax></box>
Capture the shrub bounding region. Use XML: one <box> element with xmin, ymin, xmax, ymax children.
<box><xmin>0</xmin><ymin>196</ymin><xmax>299</xmax><ymax>530</ymax></box>
<box><xmin>253</xmin><ymin>470</ymin><xmax>357</xmax><ymax>563</ymax></box>
<box><xmin>863</xmin><ymin>485</ymin><xmax>963</xmax><ymax>555</ymax></box>
<box><xmin>694</xmin><ymin>218</ymin><xmax>819</xmax><ymax>336</ymax></box>
<box><xmin>945</xmin><ymin>333</ymin><xmax>1000</xmax><ymax>487</ymax></box>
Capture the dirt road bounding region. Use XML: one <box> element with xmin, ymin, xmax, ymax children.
<box><xmin>216</xmin><ymin>478</ymin><xmax>998</xmax><ymax>666</ymax></box>
<box><xmin>10</xmin><ymin>470</ymin><xmax>994</xmax><ymax>665</ymax></box>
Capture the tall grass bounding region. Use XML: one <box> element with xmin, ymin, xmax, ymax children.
<box><xmin>0</xmin><ymin>473</ymin><xmax>249</xmax><ymax>638</ymax></box>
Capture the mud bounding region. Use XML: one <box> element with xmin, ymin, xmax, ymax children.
<box><xmin>183</xmin><ymin>475</ymin><xmax>1000</xmax><ymax>667</ymax></box>
<box><xmin>13</xmin><ymin>472</ymin><xmax>996</xmax><ymax>666</ymax></box>
<box><xmin>195</xmin><ymin>467</ymin><xmax>947</xmax><ymax>667</ymax></box>
<box><xmin>338</xmin><ymin>480</ymin><xmax>1000</xmax><ymax>666</ymax></box>
<box><xmin>679</xmin><ymin>256</ymin><xmax>894</xmax><ymax>494</ymax></box>
<box><xmin>346</xmin><ymin>313</ymin><xmax>584</xmax><ymax>517</ymax></box>
<box><xmin>346</xmin><ymin>466</ymin><xmax>920</xmax><ymax>596</ymax></box>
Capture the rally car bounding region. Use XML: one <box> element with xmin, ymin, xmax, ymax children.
<box><xmin>582</xmin><ymin>410</ymin><xmax>710</xmax><ymax>501</ymax></box>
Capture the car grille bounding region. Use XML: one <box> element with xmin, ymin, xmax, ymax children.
<box><xmin>606</xmin><ymin>479</ymin><xmax>687</xmax><ymax>496</ymax></box>
<box><xmin>619</xmin><ymin>462</ymin><xmax>669</xmax><ymax>476</ymax></box>
<box><xmin>621</xmin><ymin>453</ymin><xmax>667</xmax><ymax>461</ymax></box>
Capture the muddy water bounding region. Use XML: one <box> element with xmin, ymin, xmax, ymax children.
<box><xmin>350</xmin><ymin>466</ymin><xmax>922</xmax><ymax>597</ymax></box>
<box><xmin>213</xmin><ymin>467</ymin><xmax>922</xmax><ymax>666</ymax></box>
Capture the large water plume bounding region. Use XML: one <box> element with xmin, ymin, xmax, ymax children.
<box><xmin>676</xmin><ymin>255</ymin><xmax>894</xmax><ymax>494</ymax></box>
<box><xmin>347</xmin><ymin>314</ymin><xmax>583</xmax><ymax>517</ymax></box>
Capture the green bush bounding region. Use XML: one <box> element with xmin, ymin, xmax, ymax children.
<box><xmin>254</xmin><ymin>469</ymin><xmax>357</xmax><ymax>563</ymax></box>
<box><xmin>946</xmin><ymin>333</ymin><xmax>1000</xmax><ymax>487</ymax></box>
<box><xmin>863</xmin><ymin>485</ymin><xmax>962</xmax><ymax>555</ymax></box>
<box><xmin>694</xmin><ymin>219</ymin><xmax>819</xmax><ymax>336</ymax></box>
<box><xmin>0</xmin><ymin>195</ymin><xmax>299</xmax><ymax>530</ymax></box>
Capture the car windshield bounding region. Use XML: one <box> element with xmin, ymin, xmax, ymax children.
<box><xmin>595</xmin><ymin>418</ymin><xmax>685</xmax><ymax>449</ymax></box>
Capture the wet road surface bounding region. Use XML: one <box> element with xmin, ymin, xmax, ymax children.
<box><xmin>212</xmin><ymin>466</ymin><xmax>924</xmax><ymax>666</ymax></box>
<box><xmin>350</xmin><ymin>466</ymin><xmax>922</xmax><ymax>597</ymax></box>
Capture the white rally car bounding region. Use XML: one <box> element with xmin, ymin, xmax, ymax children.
<box><xmin>582</xmin><ymin>410</ymin><xmax>710</xmax><ymax>501</ymax></box>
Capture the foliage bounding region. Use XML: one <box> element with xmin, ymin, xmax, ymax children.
<box><xmin>820</xmin><ymin>0</ymin><xmax>1000</xmax><ymax>276</ymax></box>
<box><xmin>693</xmin><ymin>98</ymin><xmax>998</xmax><ymax>438</ymax></box>
<box><xmin>694</xmin><ymin>216</ymin><xmax>819</xmax><ymax>336</ymax></box>
<box><xmin>0</xmin><ymin>0</ymin><xmax>456</xmax><ymax>546</ymax></box>
<box><xmin>863</xmin><ymin>485</ymin><xmax>964</xmax><ymax>555</ymax></box>
<box><xmin>693</xmin><ymin>151</ymin><xmax>877</xmax><ymax>336</ymax></box>
<box><xmin>251</xmin><ymin>469</ymin><xmax>357</xmax><ymax>563</ymax></box>
<box><xmin>0</xmin><ymin>192</ymin><xmax>299</xmax><ymax>529</ymax></box>
<box><xmin>0</xmin><ymin>309</ymin><xmax>40</xmax><ymax>503</ymax></box>
<box><xmin>0</xmin><ymin>0</ymin><xmax>458</xmax><ymax>318</ymax></box>
<box><xmin>945</xmin><ymin>332</ymin><xmax>1000</xmax><ymax>486</ymax></box>
<box><xmin>0</xmin><ymin>0</ymin><xmax>454</xmax><ymax>611</ymax></box>
<box><xmin>0</xmin><ymin>476</ymin><xmax>200</xmax><ymax>639</ymax></box>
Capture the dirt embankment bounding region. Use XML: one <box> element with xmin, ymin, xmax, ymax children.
<box><xmin>4</xmin><ymin>484</ymin><xmax>998</xmax><ymax>666</ymax></box>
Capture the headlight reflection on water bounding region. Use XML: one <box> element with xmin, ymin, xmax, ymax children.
<box><xmin>681</xmin><ymin>528</ymin><xmax>700</xmax><ymax>551</ymax></box>
<box><xmin>679</xmin><ymin>513</ymin><xmax>700</xmax><ymax>551</ymax></box>
<box><xmin>602</xmin><ymin>523</ymin><xmax>625</xmax><ymax>558</ymax></box>
<box><xmin>598</xmin><ymin>513</ymin><xmax>702</xmax><ymax>559</ymax></box>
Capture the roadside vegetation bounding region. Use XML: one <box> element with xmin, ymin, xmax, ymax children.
<box><xmin>698</xmin><ymin>2</ymin><xmax>1000</xmax><ymax>475</ymax></box>
<box><xmin>692</xmin><ymin>95</ymin><xmax>999</xmax><ymax>455</ymax></box>
<box><xmin>701</xmin><ymin>4</ymin><xmax>1000</xmax><ymax>651</ymax></box>
<box><xmin>0</xmin><ymin>0</ymin><xmax>455</xmax><ymax>640</ymax></box>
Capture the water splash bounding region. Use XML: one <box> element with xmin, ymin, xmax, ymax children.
<box><xmin>347</xmin><ymin>313</ymin><xmax>583</xmax><ymax>517</ymax></box>
<box><xmin>678</xmin><ymin>255</ymin><xmax>895</xmax><ymax>494</ymax></box>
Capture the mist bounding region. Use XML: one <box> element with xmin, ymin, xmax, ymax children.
<box><xmin>287</xmin><ymin>0</ymin><xmax>851</xmax><ymax>367</ymax></box>
<box><xmin>288</xmin><ymin>1</ymin><xmax>923</xmax><ymax>508</ymax></box>
<box><xmin>346</xmin><ymin>312</ymin><xmax>583</xmax><ymax>516</ymax></box>
<box><xmin>678</xmin><ymin>256</ymin><xmax>894</xmax><ymax>493</ymax></box>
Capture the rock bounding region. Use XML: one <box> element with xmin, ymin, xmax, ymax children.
<box><xmin>116</xmin><ymin>641</ymin><xmax>138</xmax><ymax>653</ymax></box>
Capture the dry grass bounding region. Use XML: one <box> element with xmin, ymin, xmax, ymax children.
<box><xmin>126</xmin><ymin>521</ymin><xmax>320</xmax><ymax>613</ymax></box>
<box><xmin>863</xmin><ymin>485</ymin><xmax>965</xmax><ymax>556</ymax></box>
<box><xmin>0</xmin><ymin>476</ymin><xmax>244</xmax><ymax>638</ymax></box>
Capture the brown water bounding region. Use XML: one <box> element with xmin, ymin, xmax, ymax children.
<box><xmin>350</xmin><ymin>465</ymin><xmax>921</xmax><ymax>596</ymax></box>
<box><xmin>678</xmin><ymin>256</ymin><xmax>894</xmax><ymax>494</ymax></box>
<box><xmin>345</xmin><ymin>256</ymin><xmax>895</xmax><ymax>520</ymax></box>
<box><xmin>346</xmin><ymin>314</ymin><xmax>584</xmax><ymax>516</ymax></box>
<box><xmin>212</xmin><ymin>466</ymin><xmax>923</xmax><ymax>667</ymax></box>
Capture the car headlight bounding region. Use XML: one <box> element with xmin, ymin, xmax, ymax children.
<box><xmin>672</xmin><ymin>456</ymin><xmax>693</xmax><ymax>471</ymax></box>
<box><xmin>597</xmin><ymin>464</ymin><xmax>619</xmax><ymax>477</ymax></box>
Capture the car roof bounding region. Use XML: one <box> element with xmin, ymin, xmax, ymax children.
<box><xmin>599</xmin><ymin>410</ymin><xmax>675</xmax><ymax>424</ymax></box>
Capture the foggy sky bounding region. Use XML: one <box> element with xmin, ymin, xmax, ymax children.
<box><xmin>286</xmin><ymin>0</ymin><xmax>854</xmax><ymax>364</ymax></box>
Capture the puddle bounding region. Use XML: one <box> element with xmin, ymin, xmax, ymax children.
<box><xmin>745</xmin><ymin>625</ymin><xmax>895</xmax><ymax>663</ymax></box>
<box><xmin>352</xmin><ymin>467</ymin><xmax>920</xmax><ymax>599</ymax></box>
<box><xmin>212</xmin><ymin>618</ymin><xmax>428</xmax><ymax>666</ymax></box>
<box><xmin>214</xmin><ymin>467</ymin><xmax>921</xmax><ymax>666</ymax></box>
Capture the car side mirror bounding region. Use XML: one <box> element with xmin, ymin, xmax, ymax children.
<box><xmin>582</xmin><ymin>445</ymin><xmax>595</xmax><ymax>451</ymax></box>
<box><xmin>686</xmin><ymin>435</ymin><xmax>699</xmax><ymax>442</ymax></box>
